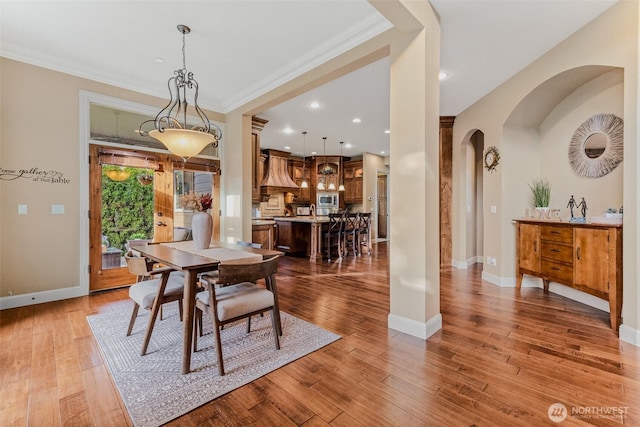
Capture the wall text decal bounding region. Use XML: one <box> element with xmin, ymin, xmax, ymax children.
<box><xmin>0</xmin><ymin>167</ymin><xmax>71</xmax><ymax>184</ymax></box>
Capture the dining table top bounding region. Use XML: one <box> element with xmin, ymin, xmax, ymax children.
<box><xmin>135</xmin><ymin>240</ymin><xmax>283</xmax><ymax>271</ymax></box>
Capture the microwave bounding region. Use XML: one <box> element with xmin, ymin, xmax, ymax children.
<box><xmin>317</xmin><ymin>192</ymin><xmax>338</xmax><ymax>208</ymax></box>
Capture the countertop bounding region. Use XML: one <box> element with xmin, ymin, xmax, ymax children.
<box><xmin>272</xmin><ymin>216</ymin><xmax>330</xmax><ymax>223</ymax></box>
<box><xmin>252</xmin><ymin>219</ymin><xmax>276</xmax><ymax>226</ymax></box>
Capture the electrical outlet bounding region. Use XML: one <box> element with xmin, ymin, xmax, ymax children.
<box><xmin>490</xmin><ymin>205</ymin><xmax>497</xmax><ymax>214</ymax></box>
<box><xmin>487</xmin><ymin>256</ymin><xmax>497</xmax><ymax>266</ymax></box>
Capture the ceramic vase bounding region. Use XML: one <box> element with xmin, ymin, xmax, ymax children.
<box><xmin>192</xmin><ymin>211</ymin><xmax>212</xmax><ymax>250</ymax></box>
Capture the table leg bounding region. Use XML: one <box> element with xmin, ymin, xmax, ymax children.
<box><xmin>182</xmin><ymin>270</ymin><xmax>197</xmax><ymax>374</ymax></box>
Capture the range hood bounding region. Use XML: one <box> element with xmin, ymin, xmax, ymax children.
<box><xmin>260</xmin><ymin>149</ymin><xmax>299</xmax><ymax>195</ymax></box>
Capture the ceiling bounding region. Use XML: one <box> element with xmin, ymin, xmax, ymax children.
<box><xmin>1</xmin><ymin>0</ymin><xmax>618</xmax><ymax>157</ymax></box>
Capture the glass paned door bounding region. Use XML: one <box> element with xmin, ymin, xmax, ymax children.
<box><xmin>101</xmin><ymin>165</ymin><xmax>154</xmax><ymax>269</ymax></box>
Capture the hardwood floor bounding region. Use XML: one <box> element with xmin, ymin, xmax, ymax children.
<box><xmin>1</xmin><ymin>241</ymin><xmax>639</xmax><ymax>426</ymax></box>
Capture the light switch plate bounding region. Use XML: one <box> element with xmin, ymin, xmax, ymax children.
<box><xmin>18</xmin><ymin>204</ymin><xmax>27</xmax><ymax>215</ymax></box>
<box><xmin>51</xmin><ymin>204</ymin><xmax>65</xmax><ymax>215</ymax></box>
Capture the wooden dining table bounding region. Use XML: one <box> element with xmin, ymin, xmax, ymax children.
<box><xmin>136</xmin><ymin>240</ymin><xmax>283</xmax><ymax>374</ymax></box>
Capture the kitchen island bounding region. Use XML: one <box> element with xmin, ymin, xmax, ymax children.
<box><xmin>273</xmin><ymin>216</ymin><xmax>330</xmax><ymax>262</ymax></box>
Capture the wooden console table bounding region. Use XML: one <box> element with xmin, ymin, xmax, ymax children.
<box><xmin>514</xmin><ymin>219</ymin><xmax>622</xmax><ymax>333</ymax></box>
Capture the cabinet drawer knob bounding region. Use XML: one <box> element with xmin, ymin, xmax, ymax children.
<box><xmin>550</xmin><ymin>248</ymin><xmax>560</xmax><ymax>253</ymax></box>
<box><xmin>576</xmin><ymin>247</ymin><xmax>581</xmax><ymax>260</ymax></box>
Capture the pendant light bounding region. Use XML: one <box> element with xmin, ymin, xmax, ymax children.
<box><xmin>327</xmin><ymin>138</ymin><xmax>336</xmax><ymax>191</ymax></box>
<box><xmin>138</xmin><ymin>24</ymin><xmax>222</xmax><ymax>160</ymax></box>
<box><xmin>104</xmin><ymin>151</ymin><xmax>131</xmax><ymax>182</ymax></box>
<box><xmin>317</xmin><ymin>137</ymin><xmax>327</xmax><ymax>191</ymax></box>
<box><xmin>338</xmin><ymin>141</ymin><xmax>345</xmax><ymax>192</ymax></box>
<box><xmin>300</xmin><ymin>131</ymin><xmax>308</xmax><ymax>188</ymax></box>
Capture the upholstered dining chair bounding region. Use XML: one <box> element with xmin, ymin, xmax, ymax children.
<box><xmin>125</xmin><ymin>252</ymin><xmax>185</xmax><ymax>356</ymax></box>
<box><xmin>193</xmin><ymin>255</ymin><xmax>282</xmax><ymax>376</ymax></box>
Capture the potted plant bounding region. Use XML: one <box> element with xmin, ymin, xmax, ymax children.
<box><xmin>529</xmin><ymin>179</ymin><xmax>551</xmax><ymax>217</ymax></box>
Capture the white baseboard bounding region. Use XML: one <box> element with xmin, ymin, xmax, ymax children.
<box><xmin>451</xmin><ymin>256</ymin><xmax>481</xmax><ymax>269</ymax></box>
<box><xmin>619</xmin><ymin>325</ymin><xmax>640</xmax><ymax>347</ymax></box>
<box><xmin>0</xmin><ymin>286</ymin><xmax>85</xmax><ymax>310</ymax></box>
<box><xmin>481</xmin><ymin>270</ymin><xmax>516</xmax><ymax>287</ymax></box>
<box><xmin>388</xmin><ymin>312</ymin><xmax>442</xmax><ymax>340</ymax></box>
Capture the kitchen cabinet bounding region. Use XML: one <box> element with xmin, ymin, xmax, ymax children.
<box><xmin>251</xmin><ymin>117</ymin><xmax>268</xmax><ymax>202</ymax></box>
<box><xmin>515</xmin><ymin>220</ymin><xmax>622</xmax><ymax>332</ymax></box>
<box><xmin>315</xmin><ymin>156</ymin><xmax>340</xmax><ymax>192</ymax></box>
<box><xmin>275</xmin><ymin>220</ymin><xmax>308</xmax><ymax>254</ymax></box>
<box><xmin>290</xmin><ymin>159</ymin><xmax>311</xmax><ymax>202</ymax></box>
<box><xmin>343</xmin><ymin>160</ymin><xmax>363</xmax><ymax>204</ymax></box>
<box><xmin>252</xmin><ymin>221</ymin><xmax>275</xmax><ymax>250</ymax></box>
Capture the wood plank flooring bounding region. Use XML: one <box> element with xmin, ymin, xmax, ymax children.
<box><xmin>1</xmin><ymin>241</ymin><xmax>639</xmax><ymax>426</ymax></box>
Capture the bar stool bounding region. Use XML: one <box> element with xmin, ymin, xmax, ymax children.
<box><xmin>342</xmin><ymin>212</ymin><xmax>359</xmax><ymax>256</ymax></box>
<box><xmin>356</xmin><ymin>212</ymin><xmax>371</xmax><ymax>256</ymax></box>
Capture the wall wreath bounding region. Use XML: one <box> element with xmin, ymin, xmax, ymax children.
<box><xmin>483</xmin><ymin>146</ymin><xmax>500</xmax><ymax>173</ymax></box>
<box><xmin>568</xmin><ymin>113</ymin><xmax>623</xmax><ymax>178</ymax></box>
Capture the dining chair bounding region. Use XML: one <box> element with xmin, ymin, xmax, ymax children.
<box><xmin>124</xmin><ymin>252</ymin><xmax>185</xmax><ymax>356</ymax></box>
<box><xmin>324</xmin><ymin>212</ymin><xmax>344</xmax><ymax>261</ymax></box>
<box><xmin>193</xmin><ymin>256</ymin><xmax>282</xmax><ymax>376</ymax></box>
<box><xmin>357</xmin><ymin>212</ymin><xmax>372</xmax><ymax>256</ymax></box>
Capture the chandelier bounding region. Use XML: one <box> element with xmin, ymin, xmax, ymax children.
<box><xmin>139</xmin><ymin>24</ymin><xmax>222</xmax><ymax>160</ymax></box>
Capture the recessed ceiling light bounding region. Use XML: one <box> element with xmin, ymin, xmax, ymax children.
<box><xmin>352</xmin><ymin>118</ymin><xmax>361</xmax><ymax>124</ymax></box>
<box><xmin>384</xmin><ymin>129</ymin><xmax>391</xmax><ymax>134</ymax></box>
<box><xmin>309</xmin><ymin>101</ymin><xmax>320</xmax><ymax>109</ymax></box>
<box><xmin>311</xmin><ymin>151</ymin><xmax>317</xmax><ymax>155</ymax></box>
<box><xmin>345</xmin><ymin>143</ymin><xmax>353</xmax><ymax>149</ymax></box>
<box><xmin>380</xmin><ymin>151</ymin><xmax>386</xmax><ymax>154</ymax></box>
<box><xmin>284</xmin><ymin>146</ymin><xmax>291</xmax><ymax>150</ymax></box>
<box><xmin>155</xmin><ymin>58</ymin><xmax>164</xmax><ymax>63</ymax></box>
<box><xmin>283</xmin><ymin>127</ymin><xmax>294</xmax><ymax>134</ymax></box>
<box><xmin>439</xmin><ymin>71</ymin><xmax>449</xmax><ymax>81</ymax></box>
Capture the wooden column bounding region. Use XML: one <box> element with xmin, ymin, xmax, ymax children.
<box><xmin>439</xmin><ymin>116</ymin><xmax>454</xmax><ymax>267</ymax></box>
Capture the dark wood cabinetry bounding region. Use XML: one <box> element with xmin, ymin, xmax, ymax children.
<box><xmin>289</xmin><ymin>159</ymin><xmax>311</xmax><ymax>202</ymax></box>
<box><xmin>252</xmin><ymin>222</ymin><xmax>274</xmax><ymax>250</ymax></box>
<box><xmin>251</xmin><ymin>117</ymin><xmax>268</xmax><ymax>203</ymax></box>
<box><xmin>275</xmin><ymin>220</ymin><xmax>309</xmax><ymax>254</ymax></box>
<box><xmin>515</xmin><ymin>220</ymin><xmax>622</xmax><ymax>332</ymax></box>
<box><xmin>343</xmin><ymin>160</ymin><xmax>363</xmax><ymax>204</ymax></box>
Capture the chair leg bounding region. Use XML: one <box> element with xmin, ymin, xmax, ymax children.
<box><xmin>214</xmin><ymin>326</ymin><xmax>225</xmax><ymax>376</ymax></box>
<box><xmin>193</xmin><ymin>308</ymin><xmax>201</xmax><ymax>352</ymax></box>
<box><xmin>270</xmin><ymin>309</ymin><xmax>281</xmax><ymax>350</ymax></box>
<box><xmin>159</xmin><ymin>305</ymin><xmax>163</xmax><ymax>321</ymax></box>
<box><xmin>246</xmin><ymin>316</ymin><xmax>251</xmax><ymax>333</ymax></box>
<box><xmin>126</xmin><ymin>304</ymin><xmax>140</xmax><ymax>336</ymax></box>
<box><xmin>178</xmin><ymin>300</ymin><xmax>184</xmax><ymax>321</ymax></box>
<box><xmin>140</xmin><ymin>273</ymin><xmax>170</xmax><ymax>356</ymax></box>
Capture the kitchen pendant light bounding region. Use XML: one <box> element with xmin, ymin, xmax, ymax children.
<box><xmin>300</xmin><ymin>131</ymin><xmax>308</xmax><ymax>189</ymax></box>
<box><xmin>317</xmin><ymin>137</ymin><xmax>327</xmax><ymax>191</ymax></box>
<box><xmin>338</xmin><ymin>141</ymin><xmax>345</xmax><ymax>192</ymax></box>
<box><xmin>139</xmin><ymin>24</ymin><xmax>222</xmax><ymax>160</ymax></box>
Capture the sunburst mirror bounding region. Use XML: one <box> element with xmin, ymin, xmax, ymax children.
<box><xmin>568</xmin><ymin>113</ymin><xmax>623</xmax><ymax>178</ymax></box>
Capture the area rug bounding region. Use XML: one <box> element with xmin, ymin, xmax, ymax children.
<box><xmin>87</xmin><ymin>304</ymin><xmax>340</xmax><ymax>426</ymax></box>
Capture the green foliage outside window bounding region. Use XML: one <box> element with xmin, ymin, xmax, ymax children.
<box><xmin>102</xmin><ymin>166</ymin><xmax>154</xmax><ymax>251</ymax></box>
